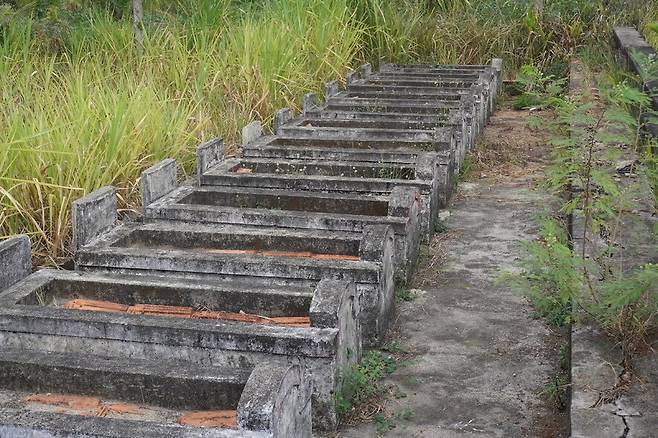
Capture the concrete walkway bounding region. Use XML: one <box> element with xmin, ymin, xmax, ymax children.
<box><xmin>335</xmin><ymin>109</ymin><xmax>566</xmax><ymax>437</ymax></box>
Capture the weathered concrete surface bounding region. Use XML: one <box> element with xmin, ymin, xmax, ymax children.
<box><xmin>71</xmin><ymin>186</ymin><xmax>117</xmax><ymax>252</ymax></box>
<box><xmin>140</xmin><ymin>158</ymin><xmax>177</xmax><ymax>207</ymax></box>
<box><xmin>332</xmin><ymin>175</ymin><xmax>563</xmax><ymax>437</ymax></box>
<box><xmin>570</xmin><ymin>323</ymin><xmax>649</xmax><ymax>438</ymax></box>
<box><xmin>0</xmin><ymin>362</ymin><xmax>310</xmax><ymax>438</ymax></box>
<box><xmin>0</xmin><ymin>235</ymin><xmax>32</xmax><ymax>291</ymax></box>
<box><xmin>612</xmin><ymin>26</ymin><xmax>658</xmax><ymax>139</ymax></box>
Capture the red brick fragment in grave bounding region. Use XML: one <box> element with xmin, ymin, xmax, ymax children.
<box><xmin>63</xmin><ymin>299</ymin><xmax>129</xmax><ymax>313</ymax></box>
<box><xmin>177</xmin><ymin>410</ymin><xmax>238</xmax><ymax>429</ymax></box>
<box><xmin>128</xmin><ymin>304</ymin><xmax>193</xmax><ymax>318</ymax></box>
<box><xmin>62</xmin><ymin>299</ymin><xmax>311</xmax><ymax>327</ymax></box>
<box><xmin>26</xmin><ymin>393</ymin><xmax>102</xmax><ymax>416</ymax></box>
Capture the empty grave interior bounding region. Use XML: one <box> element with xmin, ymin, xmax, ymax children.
<box><xmin>177</xmin><ymin>188</ymin><xmax>389</xmax><ymax>216</ymax></box>
<box><xmin>263</xmin><ymin>136</ymin><xmax>438</xmax><ymax>150</ymax></box>
<box><xmin>342</xmin><ymin>90</ymin><xmax>467</xmax><ymax>99</ymax></box>
<box><xmin>110</xmin><ymin>227</ymin><xmax>362</xmax><ymax>259</ymax></box>
<box><xmin>324</xmin><ymin>101</ymin><xmax>457</xmax><ymax>114</ymax></box>
<box><xmin>14</xmin><ymin>276</ymin><xmax>312</xmax><ymax>320</ymax></box>
<box><xmin>289</xmin><ymin>118</ymin><xmax>449</xmax><ymax>130</ymax></box>
<box><xmin>356</xmin><ymin>78</ymin><xmax>475</xmax><ymax>87</ymax></box>
<box><xmin>227</xmin><ymin>158</ymin><xmax>416</xmax><ymax>179</ymax></box>
<box><xmin>0</xmin><ymin>350</ymin><xmax>248</xmax><ymax>429</ymax></box>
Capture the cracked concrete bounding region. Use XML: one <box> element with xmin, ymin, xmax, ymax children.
<box><xmin>331</xmin><ymin>171</ymin><xmax>566</xmax><ymax>437</ymax></box>
<box><xmin>570</xmin><ymin>322</ymin><xmax>658</xmax><ymax>438</ymax></box>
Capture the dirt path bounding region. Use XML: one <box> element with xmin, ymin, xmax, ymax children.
<box><xmin>333</xmin><ymin>104</ymin><xmax>569</xmax><ymax>437</ymax></box>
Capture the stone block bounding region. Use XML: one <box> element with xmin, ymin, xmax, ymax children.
<box><xmin>273</xmin><ymin>108</ymin><xmax>294</xmax><ymax>135</ymax></box>
<box><xmin>140</xmin><ymin>158</ymin><xmax>177</xmax><ymax>207</ymax></box>
<box><xmin>302</xmin><ymin>93</ymin><xmax>321</xmax><ymax>115</ymax></box>
<box><xmin>242</xmin><ymin>121</ymin><xmax>263</xmax><ymax>147</ymax></box>
<box><xmin>325</xmin><ymin>80</ymin><xmax>340</xmax><ymax>99</ymax></box>
<box><xmin>0</xmin><ymin>235</ymin><xmax>31</xmax><ymax>291</ymax></box>
<box><xmin>197</xmin><ymin>137</ymin><xmax>225</xmax><ymax>184</ymax></box>
<box><xmin>72</xmin><ymin>186</ymin><xmax>117</xmax><ymax>252</ymax></box>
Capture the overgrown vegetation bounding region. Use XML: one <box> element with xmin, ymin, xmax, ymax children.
<box><xmin>1</xmin><ymin>0</ymin><xmax>658</xmax><ymax>265</ymax></box>
<box><xmin>336</xmin><ymin>344</ymin><xmax>416</xmax><ymax>432</ymax></box>
<box><xmin>505</xmin><ymin>54</ymin><xmax>658</xmax><ymax>384</ymax></box>
<box><xmin>336</xmin><ymin>349</ymin><xmax>397</xmax><ymax>421</ymax></box>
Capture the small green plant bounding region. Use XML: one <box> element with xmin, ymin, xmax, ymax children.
<box><xmin>417</xmin><ymin>244</ymin><xmax>431</xmax><ymax>265</ymax></box>
<box><xmin>373</xmin><ymin>414</ymin><xmax>395</xmax><ymax>434</ymax></box>
<box><xmin>501</xmin><ymin>217</ymin><xmax>581</xmax><ymax>327</ymax></box>
<box><xmin>395</xmin><ymin>288</ymin><xmax>416</xmax><ymax>303</ymax></box>
<box><xmin>397</xmin><ymin>407</ymin><xmax>415</xmax><ymax>421</ymax></box>
<box><xmin>541</xmin><ymin>374</ymin><xmax>569</xmax><ymax>411</ymax></box>
<box><xmin>382</xmin><ymin>341</ymin><xmax>403</xmax><ymax>354</ymax></box>
<box><xmin>336</xmin><ymin>350</ymin><xmax>397</xmax><ymax>419</ymax></box>
<box><xmin>558</xmin><ymin>344</ymin><xmax>569</xmax><ymax>371</ymax></box>
<box><xmin>433</xmin><ymin>219</ymin><xmax>448</xmax><ymax>234</ymax></box>
<box><xmin>455</xmin><ymin>154</ymin><xmax>475</xmax><ymax>183</ymax></box>
<box><xmin>392</xmin><ymin>385</ymin><xmax>407</xmax><ymax>399</ymax></box>
<box><xmin>512</xmin><ymin>64</ymin><xmax>567</xmax><ymax>110</ymax></box>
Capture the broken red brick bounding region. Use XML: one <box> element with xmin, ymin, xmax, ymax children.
<box><xmin>26</xmin><ymin>393</ymin><xmax>101</xmax><ymax>415</ymax></box>
<box><xmin>62</xmin><ymin>299</ymin><xmax>310</xmax><ymax>327</ymax></box>
<box><xmin>177</xmin><ymin>410</ymin><xmax>237</xmax><ymax>429</ymax></box>
<box><xmin>63</xmin><ymin>299</ymin><xmax>129</xmax><ymax>313</ymax></box>
<box><xmin>128</xmin><ymin>304</ymin><xmax>193</xmax><ymax>318</ymax></box>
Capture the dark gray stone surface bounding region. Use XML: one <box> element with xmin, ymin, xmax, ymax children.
<box><xmin>196</xmin><ymin>137</ymin><xmax>224</xmax><ymax>184</ymax></box>
<box><xmin>0</xmin><ymin>235</ymin><xmax>32</xmax><ymax>291</ymax></box>
<box><xmin>140</xmin><ymin>158</ymin><xmax>177</xmax><ymax>207</ymax></box>
<box><xmin>242</xmin><ymin>121</ymin><xmax>263</xmax><ymax>147</ymax></box>
<box><xmin>71</xmin><ymin>186</ymin><xmax>117</xmax><ymax>252</ymax></box>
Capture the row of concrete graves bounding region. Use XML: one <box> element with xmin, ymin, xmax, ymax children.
<box><xmin>0</xmin><ymin>59</ymin><xmax>502</xmax><ymax>437</ymax></box>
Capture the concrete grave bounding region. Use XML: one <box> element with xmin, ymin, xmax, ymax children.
<box><xmin>0</xmin><ymin>354</ymin><xmax>310</xmax><ymax>438</ymax></box>
<box><xmin>0</xmin><ymin>235</ymin><xmax>32</xmax><ymax>291</ymax></box>
<box><xmin>141</xmin><ymin>161</ymin><xmax>422</xmax><ymax>282</ymax></box>
<box><xmin>72</xmin><ymin>189</ymin><xmax>396</xmax><ymax>347</ymax></box>
<box><xmin>197</xmin><ymin>152</ymin><xmax>451</xmax><ymax>237</ymax></box>
<box><xmin>0</xmin><ymin>236</ymin><xmax>360</xmax><ymax>430</ymax></box>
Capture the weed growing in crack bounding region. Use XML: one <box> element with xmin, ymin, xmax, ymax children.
<box><xmin>336</xmin><ymin>350</ymin><xmax>397</xmax><ymax>420</ymax></box>
<box><xmin>374</xmin><ymin>414</ymin><xmax>396</xmax><ymax>433</ymax></box>
<box><xmin>558</xmin><ymin>344</ymin><xmax>570</xmax><ymax>371</ymax></box>
<box><xmin>395</xmin><ymin>288</ymin><xmax>416</xmax><ymax>303</ymax></box>
<box><xmin>433</xmin><ymin>219</ymin><xmax>448</xmax><ymax>234</ymax></box>
<box><xmin>541</xmin><ymin>374</ymin><xmax>569</xmax><ymax>411</ymax></box>
<box><xmin>397</xmin><ymin>407</ymin><xmax>415</xmax><ymax>421</ymax></box>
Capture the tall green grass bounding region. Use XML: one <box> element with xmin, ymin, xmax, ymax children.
<box><xmin>1</xmin><ymin>0</ymin><xmax>370</xmax><ymax>264</ymax></box>
<box><xmin>1</xmin><ymin>0</ymin><xmax>656</xmax><ymax>265</ymax></box>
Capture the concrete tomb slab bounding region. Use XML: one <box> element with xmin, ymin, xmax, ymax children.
<box><xmin>72</xmin><ymin>191</ymin><xmax>396</xmax><ymax>347</ymax></box>
<box><xmin>197</xmin><ymin>153</ymin><xmax>451</xmax><ymax>237</ymax></box>
<box><xmin>142</xmin><ymin>165</ymin><xmax>422</xmax><ymax>282</ymax></box>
